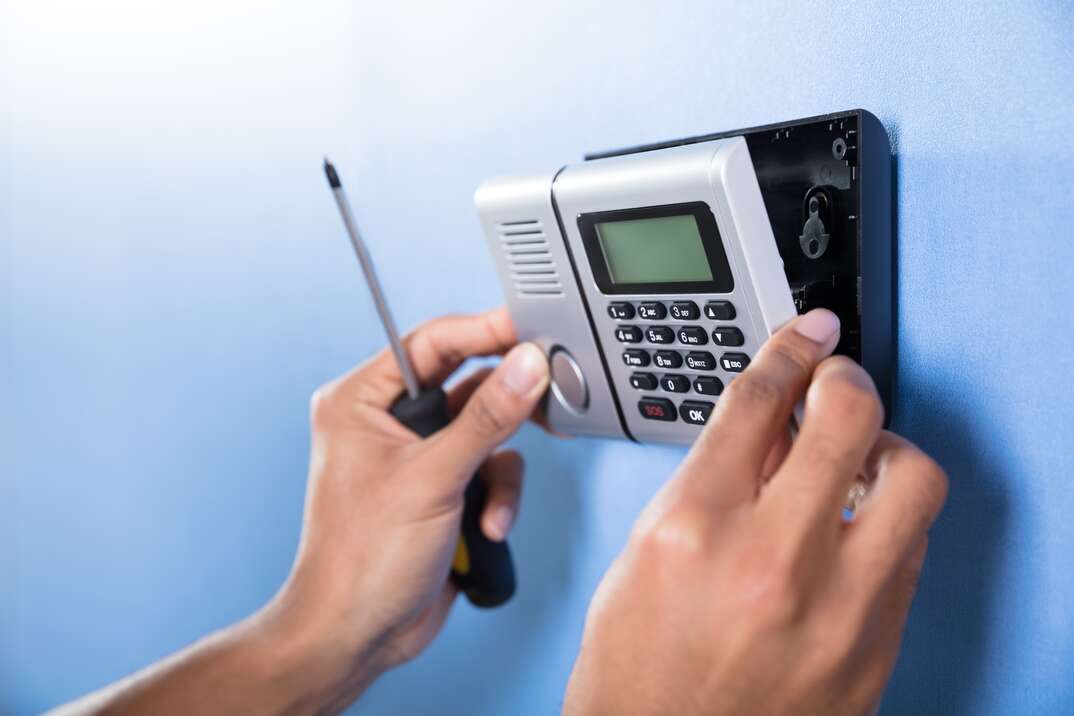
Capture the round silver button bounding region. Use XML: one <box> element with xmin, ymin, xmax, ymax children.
<box><xmin>549</xmin><ymin>347</ymin><xmax>589</xmax><ymax>414</ymax></box>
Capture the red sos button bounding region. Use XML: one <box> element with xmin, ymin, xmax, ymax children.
<box><xmin>638</xmin><ymin>397</ymin><xmax>676</xmax><ymax>422</ymax></box>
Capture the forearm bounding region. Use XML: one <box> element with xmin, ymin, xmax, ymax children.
<box><xmin>48</xmin><ymin>311</ymin><xmax>543</xmax><ymax>715</ymax></box>
<box><xmin>48</xmin><ymin>592</ymin><xmax>383</xmax><ymax>716</ymax></box>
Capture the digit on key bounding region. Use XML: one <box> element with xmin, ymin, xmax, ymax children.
<box><xmin>670</xmin><ymin>301</ymin><xmax>700</xmax><ymax>320</ymax></box>
<box><xmin>685</xmin><ymin>351</ymin><xmax>716</xmax><ymax>371</ymax></box>
<box><xmin>676</xmin><ymin>326</ymin><xmax>708</xmax><ymax>345</ymax></box>
<box><xmin>623</xmin><ymin>349</ymin><xmax>651</xmax><ymax>367</ymax></box>
<box><xmin>638</xmin><ymin>302</ymin><xmax>667</xmax><ymax>320</ymax></box>
<box><xmin>654</xmin><ymin>350</ymin><xmax>683</xmax><ymax>369</ymax></box>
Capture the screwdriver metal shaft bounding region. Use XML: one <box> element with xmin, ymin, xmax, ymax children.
<box><xmin>321</xmin><ymin>157</ymin><xmax>516</xmax><ymax>607</ymax></box>
<box><xmin>324</xmin><ymin>158</ymin><xmax>420</xmax><ymax>399</ymax></box>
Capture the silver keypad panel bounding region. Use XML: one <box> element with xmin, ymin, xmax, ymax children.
<box><xmin>607</xmin><ymin>298</ymin><xmax>753</xmax><ymax>428</ymax></box>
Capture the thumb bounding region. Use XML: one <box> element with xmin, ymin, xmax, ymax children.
<box><xmin>418</xmin><ymin>342</ymin><xmax>549</xmax><ymax>487</ymax></box>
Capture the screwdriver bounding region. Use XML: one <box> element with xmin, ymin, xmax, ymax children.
<box><xmin>323</xmin><ymin>158</ymin><xmax>516</xmax><ymax>608</ymax></box>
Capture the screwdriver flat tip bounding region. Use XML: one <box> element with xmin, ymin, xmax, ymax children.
<box><xmin>323</xmin><ymin>158</ymin><xmax>341</xmax><ymax>188</ymax></box>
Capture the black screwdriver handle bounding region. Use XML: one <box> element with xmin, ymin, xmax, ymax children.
<box><xmin>390</xmin><ymin>387</ymin><xmax>516</xmax><ymax>608</ymax></box>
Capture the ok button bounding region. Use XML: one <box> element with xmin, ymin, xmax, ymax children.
<box><xmin>679</xmin><ymin>400</ymin><xmax>714</xmax><ymax>425</ymax></box>
<box><xmin>676</xmin><ymin>326</ymin><xmax>708</xmax><ymax>345</ymax></box>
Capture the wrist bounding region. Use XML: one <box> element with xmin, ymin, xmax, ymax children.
<box><xmin>243</xmin><ymin>577</ymin><xmax>391</xmax><ymax>714</ymax></box>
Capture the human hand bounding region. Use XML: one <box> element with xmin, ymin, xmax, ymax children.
<box><xmin>563</xmin><ymin>309</ymin><xmax>948</xmax><ymax>716</ymax></box>
<box><xmin>263</xmin><ymin>307</ymin><xmax>549</xmax><ymax>705</ymax></box>
<box><xmin>49</xmin><ymin>308</ymin><xmax>551</xmax><ymax>716</ymax></box>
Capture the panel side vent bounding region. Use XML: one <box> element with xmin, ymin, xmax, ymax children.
<box><xmin>496</xmin><ymin>220</ymin><xmax>563</xmax><ymax>297</ymax></box>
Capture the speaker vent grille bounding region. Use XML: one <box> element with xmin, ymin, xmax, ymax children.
<box><xmin>497</xmin><ymin>220</ymin><xmax>563</xmax><ymax>297</ymax></box>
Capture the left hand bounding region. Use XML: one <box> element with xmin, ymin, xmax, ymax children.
<box><xmin>562</xmin><ymin>310</ymin><xmax>947</xmax><ymax>716</ymax></box>
<box><xmin>262</xmin><ymin>307</ymin><xmax>549</xmax><ymax>704</ymax></box>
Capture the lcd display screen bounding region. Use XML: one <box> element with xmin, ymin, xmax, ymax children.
<box><xmin>594</xmin><ymin>214</ymin><xmax>715</xmax><ymax>285</ymax></box>
<box><xmin>579</xmin><ymin>202</ymin><xmax>733</xmax><ymax>295</ymax></box>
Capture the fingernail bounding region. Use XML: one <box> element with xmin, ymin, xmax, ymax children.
<box><xmin>795</xmin><ymin>309</ymin><xmax>840</xmax><ymax>345</ymax></box>
<box><xmin>488</xmin><ymin>505</ymin><xmax>514</xmax><ymax>541</ymax></box>
<box><xmin>500</xmin><ymin>343</ymin><xmax>548</xmax><ymax>396</ymax></box>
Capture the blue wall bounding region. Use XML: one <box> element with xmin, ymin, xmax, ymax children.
<box><xmin>3</xmin><ymin>2</ymin><xmax>1073</xmax><ymax>714</ymax></box>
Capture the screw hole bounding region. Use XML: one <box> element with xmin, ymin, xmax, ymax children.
<box><xmin>832</xmin><ymin>138</ymin><xmax>847</xmax><ymax>160</ymax></box>
<box><xmin>808</xmin><ymin>239</ymin><xmax>820</xmax><ymax>256</ymax></box>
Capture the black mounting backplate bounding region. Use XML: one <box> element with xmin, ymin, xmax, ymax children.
<box><xmin>586</xmin><ymin>109</ymin><xmax>893</xmax><ymax>413</ymax></box>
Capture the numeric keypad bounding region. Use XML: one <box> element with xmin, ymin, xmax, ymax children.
<box><xmin>610</xmin><ymin>299</ymin><xmax>751</xmax><ymax>425</ymax></box>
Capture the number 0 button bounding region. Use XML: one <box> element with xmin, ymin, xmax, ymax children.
<box><xmin>661</xmin><ymin>374</ymin><xmax>690</xmax><ymax>393</ymax></box>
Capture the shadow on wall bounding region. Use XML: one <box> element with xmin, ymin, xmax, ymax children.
<box><xmin>878</xmin><ymin>152</ymin><xmax>1011</xmax><ymax>715</ymax></box>
<box><xmin>881</xmin><ymin>366</ymin><xmax>1010</xmax><ymax>715</ymax></box>
<box><xmin>359</xmin><ymin>425</ymin><xmax>596</xmax><ymax>714</ymax></box>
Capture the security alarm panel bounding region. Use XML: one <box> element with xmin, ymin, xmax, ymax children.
<box><xmin>477</xmin><ymin>110</ymin><xmax>892</xmax><ymax>444</ymax></box>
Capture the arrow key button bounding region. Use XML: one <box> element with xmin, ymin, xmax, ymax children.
<box><xmin>711</xmin><ymin>327</ymin><xmax>744</xmax><ymax>347</ymax></box>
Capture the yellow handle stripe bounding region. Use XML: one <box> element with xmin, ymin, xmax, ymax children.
<box><xmin>452</xmin><ymin>536</ymin><xmax>470</xmax><ymax>575</ymax></box>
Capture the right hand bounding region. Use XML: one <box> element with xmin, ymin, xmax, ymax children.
<box><xmin>256</xmin><ymin>309</ymin><xmax>549</xmax><ymax>710</ymax></box>
<box><xmin>563</xmin><ymin>309</ymin><xmax>948</xmax><ymax>716</ymax></box>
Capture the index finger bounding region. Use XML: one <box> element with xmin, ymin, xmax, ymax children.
<box><xmin>333</xmin><ymin>307</ymin><xmax>518</xmax><ymax>408</ymax></box>
<box><xmin>674</xmin><ymin>309</ymin><xmax>842</xmax><ymax>507</ymax></box>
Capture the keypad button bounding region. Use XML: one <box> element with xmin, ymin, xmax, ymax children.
<box><xmin>693</xmin><ymin>376</ymin><xmax>724</xmax><ymax>396</ymax></box>
<box><xmin>720</xmin><ymin>352</ymin><xmax>750</xmax><ymax>372</ymax></box>
<box><xmin>623</xmin><ymin>349</ymin><xmax>651</xmax><ymax>367</ymax></box>
<box><xmin>684</xmin><ymin>351</ymin><xmax>717</xmax><ymax>371</ymax></box>
<box><xmin>704</xmin><ymin>300</ymin><xmax>736</xmax><ymax>320</ymax></box>
<box><xmin>660</xmin><ymin>374</ymin><xmax>690</xmax><ymax>393</ymax></box>
<box><xmin>670</xmin><ymin>301</ymin><xmax>700</xmax><ymax>320</ymax></box>
<box><xmin>653</xmin><ymin>350</ymin><xmax>683</xmax><ymax>369</ymax></box>
<box><xmin>679</xmin><ymin>400</ymin><xmax>715</xmax><ymax>425</ymax></box>
<box><xmin>629</xmin><ymin>372</ymin><xmax>657</xmax><ymax>390</ymax></box>
<box><xmin>711</xmin><ymin>326</ymin><xmax>744</xmax><ymax>347</ymax></box>
<box><xmin>676</xmin><ymin>325</ymin><xmax>709</xmax><ymax>346</ymax></box>
<box><xmin>638</xmin><ymin>302</ymin><xmax>667</xmax><ymax>320</ymax></box>
<box><xmin>645</xmin><ymin>326</ymin><xmax>675</xmax><ymax>344</ymax></box>
<box><xmin>638</xmin><ymin>396</ymin><xmax>677</xmax><ymax>422</ymax></box>
<box><xmin>608</xmin><ymin>302</ymin><xmax>635</xmax><ymax>319</ymax></box>
<box><xmin>615</xmin><ymin>325</ymin><xmax>642</xmax><ymax>343</ymax></box>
